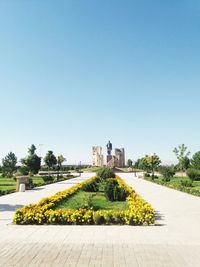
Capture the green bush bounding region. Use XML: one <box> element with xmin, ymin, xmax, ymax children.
<box><xmin>104</xmin><ymin>179</ymin><xmax>127</xmax><ymax>201</ymax></box>
<box><xmin>93</xmin><ymin>213</ymin><xmax>105</xmax><ymax>224</ymax></box>
<box><xmin>82</xmin><ymin>180</ymin><xmax>99</xmax><ymax>192</ymax></box>
<box><xmin>96</xmin><ymin>167</ymin><xmax>115</xmax><ymax>180</ymax></box>
<box><xmin>144</xmin><ymin>173</ymin><xmax>150</xmax><ymax>178</ymax></box>
<box><xmin>187</xmin><ymin>168</ymin><xmax>200</xmax><ymax>181</ymax></box>
<box><xmin>180</xmin><ymin>180</ymin><xmax>193</xmax><ymax>187</ymax></box>
<box><xmin>42</xmin><ymin>176</ymin><xmax>54</xmax><ymax>183</ymax></box>
<box><xmin>159</xmin><ymin>166</ymin><xmax>175</xmax><ymax>182</ymax></box>
<box><xmin>19</xmin><ymin>166</ymin><xmax>29</xmax><ymax>175</ymax></box>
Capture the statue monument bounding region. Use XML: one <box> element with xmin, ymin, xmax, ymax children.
<box><xmin>106</xmin><ymin>141</ymin><xmax>112</xmax><ymax>155</ymax></box>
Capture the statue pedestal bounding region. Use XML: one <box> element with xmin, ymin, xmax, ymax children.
<box><xmin>16</xmin><ymin>176</ymin><xmax>30</xmax><ymax>192</ymax></box>
<box><xmin>107</xmin><ymin>155</ymin><xmax>113</xmax><ymax>164</ymax></box>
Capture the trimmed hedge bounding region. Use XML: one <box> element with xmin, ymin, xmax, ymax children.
<box><xmin>13</xmin><ymin>176</ymin><xmax>155</xmax><ymax>225</ymax></box>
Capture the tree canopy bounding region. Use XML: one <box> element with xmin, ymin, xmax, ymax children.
<box><xmin>190</xmin><ymin>151</ymin><xmax>200</xmax><ymax>170</ymax></box>
<box><xmin>44</xmin><ymin>151</ymin><xmax>57</xmax><ymax>170</ymax></box>
<box><xmin>2</xmin><ymin>152</ymin><xmax>17</xmax><ymax>177</ymax></box>
<box><xmin>21</xmin><ymin>144</ymin><xmax>41</xmax><ymax>174</ymax></box>
<box><xmin>173</xmin><ymin>144</ymin><xmax>190</xmax><ymax>172</ymax></box>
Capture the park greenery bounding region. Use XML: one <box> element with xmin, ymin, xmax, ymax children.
<box><xmin>21</xmin><ymin>145</ymin><xmax>41</xmax><ymax>175</ymax></box>
<box><xmin>13</xmin><ymin>170</ymin><xmax>155</xmax><ymax>225</ymax></box>
<box><xmin>128</xmin><ymin>144</ymin><xmax>200</xmax><ymax>196</ymax></box>
<box><xmin>1</xmin><ymin>143</ymin><xmax>200</xmax><ymax>197</ymax></box>
<box><xmin>0</xmin><ymin>144</ymin><xmax>78</xmax><ymax>195</ymax></box>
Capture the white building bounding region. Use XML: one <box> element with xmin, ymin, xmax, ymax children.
<box><xmin>115</xmin><ymin>148</ymin><xmax>125</xmax><ymax>167</ymax></box>
<box><xmin>92</xmin><ymin>146</ymin><xmax>104</xmax><ymax>167</ymax></box>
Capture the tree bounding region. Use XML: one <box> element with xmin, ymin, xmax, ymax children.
<box><xmin>133</xmin><ymin>158</ymin><xmax>141</xmax><ymax>169</ymax></box>
<box><xmin>140</xmin><ymin>154</ymin><xmax>161</xmax><ymax>179</ymax></box>
<box><xmin>56</xmin><ymin>155</ymin><xmax>66</xmax><ymax>180</ymax></box>
<box><xmin>173</xmin><ymin>144</ymin><xmax>190</xmax><ymax>176</ymax></box>
<box><xmin>190</xmin><ymin>151</ymin><xmax>200</xmax><ymax>170</ymax></box>
<box><xmin>44</xmin><ymin>151</ymin><xmax>57</xmax><ymax>172</ymax></box>
<box><xmin>57</xmin><ymin>155</ymin><xmax>66</xmax><ymax>170</ymax></box>
<box><xmin>21</xmin><ymin>144</ymin><xmax>41</xmax><ymax>174</ymax></box>
<box><xmin>159</xmin><ymin>165</ymin><xmax>176</xmax><ymax>182</ymax></box>
<box><xmin>2</xmin><ymin>152</ymin><xmax>17</xmax><ymax>177</ymax></box>
<box><xmin>127</xmin><ymin>159</ymin><xmax>133</xmax><ymax>168</ymax></box>
<box><xmin>187</xmin><ymin>168</ymin><xmax>200</xmax><ymax>181</ymax></box>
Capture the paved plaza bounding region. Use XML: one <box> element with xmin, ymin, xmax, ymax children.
<box><xmin>0</xmin><ymin>173</ymin><xmax>200</xmax><ymax>267</ymax></box>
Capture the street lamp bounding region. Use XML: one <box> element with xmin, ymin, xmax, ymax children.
<box><xmin>150</xmin><ymin>153</ymin><xmax>155</xmax><ymax>179</ymax></box>
<box><xmin>79</xmin><ymin>161</ymin><xmax>81</xmax><ymax>177</ymax></box>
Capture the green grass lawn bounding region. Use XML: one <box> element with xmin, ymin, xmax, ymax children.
<box><xmin>0</xmin><ymin>175</ymin><xmax>76</xmax><ymax>195</ymax></box>
<box><xmin>0</xmin><ymin>176</ymin><xmax>46</xmax><ymax>193</ymax></box>
<box><xmin>144</xmin><ymin>175</ymin><xmax>200</xmax><ymax>196</ymax></box>
<box><xmin>0</xmin><ymin>177</ymin><xmax>16</xmax><ymax>193</ymax></box>
<box><xmin>81</xmin><ymin>167</ymin><xmax>102</xmax><ymax>172</ymax></box>
<box><xmin>32</xmin><ymin>176</ymin><xmax>47</xmax><ymax>186</ymax></box>
<box><xmin>55</xmin><ymin>190</ymin><xmax>129</xmax><ymax>211</ymax></box>
<box><xmin>156</xmin><ymin>176</ymin><xmax>200</xmax><ymax>188</ymax></box>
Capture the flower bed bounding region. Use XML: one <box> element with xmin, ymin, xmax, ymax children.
<box><xmin>13</xmin><ymin>176</ymin><xmax>155</xmax><ymax>225</ymax></box>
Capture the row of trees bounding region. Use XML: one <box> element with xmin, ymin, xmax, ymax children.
<box><xmin>0</xmin><ymin>145</ymin><xmax>66</xmax><ymax>177</ymax></box>
<box><xmin>127</xmin><ymin>144</ymin><xmax>200</xmax><ymax>180</ymax></box>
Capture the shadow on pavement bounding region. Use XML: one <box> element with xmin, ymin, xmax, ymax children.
<box><xmin>155</xmin><ymin>211</ymin><xmax>166</xmax><ymax>226</ymax></box>
<box><xmin>0</xmin><ymin>204</ymin><xmax>23</xmax><ymax>212</ymax></box>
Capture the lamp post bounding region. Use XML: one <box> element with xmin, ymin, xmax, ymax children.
<box><xmin>79</xmin><ymin>161</ymin><xmax>81</xmax><ymax>177</ymax></box>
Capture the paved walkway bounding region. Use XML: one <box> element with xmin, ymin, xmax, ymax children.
<box><xmin>0</xmin><ymin>173</ymin><xmax>93</xmax><ymax>226</ymax></box>
<box><xmin>0</xmin><ymin>173</ymin><xmax>200</xmax><ymax>266</ymax></box>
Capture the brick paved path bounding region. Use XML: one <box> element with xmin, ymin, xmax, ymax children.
<box><xmin>0</xmin><ymin>173</ymin><xmax>200</xmax><ymax>267</ymax></box>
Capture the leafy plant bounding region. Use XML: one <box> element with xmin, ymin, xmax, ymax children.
<box><xmin>83</xmin><ymin>194</ymin><xmax>96</xmax><ymax>209</ymax></box>
<box><xmin>21</xmin><ymin>145</ymin><xmax>41</xmax><ymax>174</ymax></box>
<box><xmin>127</xmin><ymin>159</ymin><xmax>133</xmax><ymax>167</ymax></box>
<box><xmin>190</xmin><ymin>151</ymin><xmax>200</xmax><ymax>170</ymax></box>
<box><xmin>44</xmin><ymin>151</ymin><xmax>57</xmax><ymax>172</ymax></box>
<box><xmin>104</xmin><ymin>179</ymin><xmax>127</xmax><ymax>201</ymax></box>
<box><xmin>180</xmin><ymin>180</ymin><xmax>193</xmax><ymax>187</ymax></box>
<box><xmin>2</xmin><ymin>152</ymin><xmax>17</xmax><ymax>177</ymax></box>
<box><xmin>41</xmin><ymin>175</ymin><xmax>54</xmax><ymax>183</ymax></box>
<box><xmin>159</xmin><ymin>165</ymin><xmax>176</xmax><ymax>182</ymax></box>
<box><xmin>82</xmin><ymin>180</ymin><xmax>99</xmax><ymax>192</ymax></box>
<box><xmin>139</xmin><ymin>154</ymin><xmax>161</xmax><ymax>179</ymax></box>
<box><xmin>96</xmin><ymin>167</ymin><xmax>115</xmax><ymax>180</ymax></box>
<box><xmin>187</xmin><ymin>168</ymin><xmax>200</xmax><ymax>181</ymax></box>
<box><xmin>173</xmin><ymin>144</ymin><xmax>190</xmax><ymax>175</ymax></box>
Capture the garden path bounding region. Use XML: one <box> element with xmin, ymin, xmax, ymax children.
<box><xmin>0</xmin><ymin>172</ymin><xmax>199</xmax><ymax>266</ymax></box>
<box><xmin>0</xmin><ymin>173</ymin><xmax>93</xmax><ymax>226</ymax></box>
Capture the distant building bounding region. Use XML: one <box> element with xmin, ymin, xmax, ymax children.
<box><xmin>92</xmin><ymin>146</ymin><xmax>104</xmax><ymax>167</ymax></box>
<box><xmin>106</xmin><ymin>148</ymin><xmax>125</xmax><ymax>168</ymax></box>
<box><xmin>115</xmin><ymin>148</ymin><xmax>125</xmax><ymax>167</ymax></box>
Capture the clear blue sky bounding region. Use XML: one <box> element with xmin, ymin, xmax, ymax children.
<box><xmin>0</xmin><ymin>0</ymin><xmax>199</xmax><ymax>164</ymax></box>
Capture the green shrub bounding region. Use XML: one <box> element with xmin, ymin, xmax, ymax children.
<box><xmin>93</xmin><ymin>213</ymin><xmax>105</xmax><ymax>224</ymax></box>
<box><xmin>104</xmin><ymin>179</ymin><xmax>127</xmax><ymax>201</ymax></box>
<box><xmin>82</xmin><ymin>180</ymin><xmax>99</xmax><ymax>192</ymax></box>
<box><xmin>28</xmin><ymin>178</ymin><xmax>34</xmax><ymax>189</ymax></box>
<box><xmin>144</xmin><ymin>173</ymin><xmax>150</xmax><ymax>178</ymax></box>
<box><xmin>42</xmin><ymin>176</ymin><xmax>54</xmax><ymax>183</ymax></box>
<box><xmin>96</xmin><ymin>167</ymin><xmax>115</xmax><ymax>180</ymax></box>
<box><xmin>159</xmin><ymin>166</ymin><xmax>175</xmax><ymax>182</ymax></box>
<box><xmin>187</xmin><ymin>168</ymin><xmax>200</xmax><ymax>181</ymax></box>
<box><xmin>18</xmin><ymin>166</ymin><xmax>29</xmax><ymax>175</ymax></box>
<box><xmin>180</xmin><ymin>180</ymin><xmax>193</xmax><ymax>187</ymax></box>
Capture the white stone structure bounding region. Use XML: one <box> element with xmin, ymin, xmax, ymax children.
<box><xmin>92</xmin><ymin>146</ymin><xmax>104</xmax><ymax>167</ymax></box>
<box><xmin>115</xmin><ymin>148</ymin><xmax>125</xmax><ymax>167</ymax></box>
